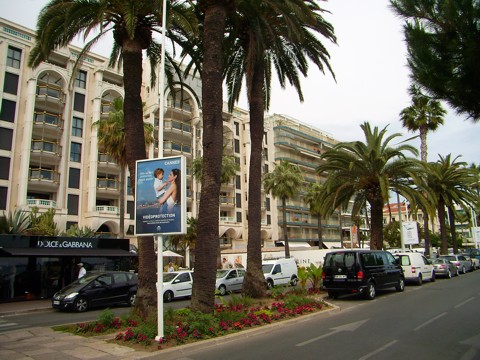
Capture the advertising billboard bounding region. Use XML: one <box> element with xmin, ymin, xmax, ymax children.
<box><xmin>135</xmin><ymin>156</ymin><xmax>186</xmax><ymax>236</ymax></box>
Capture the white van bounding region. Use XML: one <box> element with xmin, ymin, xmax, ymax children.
<box><xmin>393</xmin><ymin>252</ymin><xmax>435</xmax><ymax>285</ymax></box>
<box><xmin>262</xmin><ymin>258</ymin><xmax>298</xmax><ymax>289</ymax></box>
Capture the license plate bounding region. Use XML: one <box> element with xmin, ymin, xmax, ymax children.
<box><xmin>334</xmin><ymin>275</ymin><xmax>347</xmax><ymax>279</ymax></box>
<box><xmin>53</xmin><ymin>300</ymin><xmax>60</xmax><ymax>305</ymax></box>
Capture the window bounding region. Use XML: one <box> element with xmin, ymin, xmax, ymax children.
<box><xmin>68</xmin><ymin>168</ymin><xmax>80</xmax><ymax>188</ymax></box>
<box><xmin>73</xmin><ymin>93</ymin><xmax>85</xmax><ymax>112</ymax></box>
<box><xmin>234</xmin><ymin>139</ymin><xmax>240</xmax><ymax>153</ymax></box>
<box><xmin>67</xmin><ymin>194</ymin><xmax>79</xmax><ymax>215</ymax></box>
<box><xmin>71</xmin><ymin>117</ymin><xmax>83</xmax><ymax>137</ymax></box>
<box><xmin>236</xmin><ymin>211</ymin><xmax>242</xmax><ymax>223</ymax></box>
<box><xmin>266</xmin><ymin>197</ymin><xmax>270</xmax><ymax>211</ymax></box>
<box><xmin>6</xmin><ymin>46</ymin><xmax>21</xmax><ymax>68</ymax></box>
<box><xmin>0</xmin><ymin>186</ymin><xmax>7</xmax><ymax>210</ymax></box>
<box><xmin>236</xmin><ymin>193</ymin><xmax>241</xmax><ymax>208</ymax></box>
<box><xmin>0</xmin><ymin>157</ymin><xmax>10</xmax><ymax>180</ymax></box>
<box><xmin>234</xmin><ymin>122</ymin><xmax>239</xmax><ymax>136</ymax></box>
<box><xmin>75</xmin><ymin>70</ymin><xmax>87</xmax><ymax>89</ymax></box>
<box><xmin>127</xmin><ymin>201</ymin><xmax>134</xmax><ymax>220</ymax></box>
<box><xmin>66</xmin><ymin>221</ymin><xmax>78</xmax><ymax>231</ymax></box>
<box><xmin>3</xmin><ymin>73</ymin><xmax>19</xmax><ymax>95</ymax></box>
<box><xmin>267</xmin><ymin>214</ymin><xmax>271</xmax><ymax>225</ymax></box>
<box><xmin>0</xmin><ymin>99</ymin><xmax>16</xmax><ymax>122</ymax></box>
<box><xmin>263</xmin><ymin>164</ymin><xmax>269</xmax><ymax>174</ymax></box>
<box><xmin>236</xmin><ymin>175</ymin><xmax>241</xmax><ymax>190</ymax></box>
<box><xmin>70</xmin><ymin>142</ymin><xmax>82</xmax><ymax>162</ymax></box>
<box><xmin>0</xmin><ymin>128</ymin><xmax>13</xmax><ymax>150</ymax></box>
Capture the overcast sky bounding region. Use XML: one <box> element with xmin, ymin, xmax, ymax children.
<box><xmin>4</xmin><ymin>0</ymin><xmax>479</xmax><ymax>165</ymax></box>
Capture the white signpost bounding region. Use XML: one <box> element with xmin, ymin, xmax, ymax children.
<box><xmin>402</xmin><ymin>221</ymin><xmax>419</xmax><ymax>245</ymax></box>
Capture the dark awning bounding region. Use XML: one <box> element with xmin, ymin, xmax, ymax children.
<box><xmin>0</xmin><ymin>247</ymin><xmax>135</xmax><ymax>257</ymax></box>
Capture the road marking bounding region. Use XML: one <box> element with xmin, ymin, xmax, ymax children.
<box><xmin>414</xmin><ymin>312</ymin><xmax>447</xmax><ymax>332</ymax></box>
<box><xmin>0</xmin><ymin>322</ymin><xmax>18</xmax><ymax>328</ymax></box>
<box><xmin>358</xmin><ymin>340</ymin><xmax>398</xmax><ymax>360</ymax></box>
<box><xmin>455</xmin><ymin>297</ymin><xmax>475</xmax><ymax>309</ymax></box>
<box><xmin>296</xmin><ymin>319</ymin><xmax>369</xmax><ymax>347</ymax></box>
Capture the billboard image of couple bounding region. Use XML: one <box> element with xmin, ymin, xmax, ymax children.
<box><xmin>135</xmin><ymin>156</ymin><xmax>186</xmax><ymax>236</ymax></box>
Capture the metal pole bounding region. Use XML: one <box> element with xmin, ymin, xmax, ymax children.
<box><xmin>396</xmin><ymin>190</ymin><xmax>405</xmax><ymax>251</ymax></box>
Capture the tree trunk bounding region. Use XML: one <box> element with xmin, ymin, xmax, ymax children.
<box><xmin>369</xmin><ymin>196</ymin><xmax>384</xmax><ymax>250</ymax></box>
<box><xmin>438</xmin><ymin>199</ymin><xmax>448</xmax><ymax>255</ymax></box>
<box><xmin>448</xmin><ymin>206</ymin><xmax>458</xmax><ymax>254</ymax></box>
<box><xmin>122</xmin><ymin>41</ymin><xmax>156</xmax><ymax>319</ymax></box>
<box><xmin>282</xmin><ymin>197</ymin><xmax>290</xmax><ymax>258</ymax></box>
<box><xmin>191</xmin><ymin>1</ymin><xmax>227</xmax><ymax>314</ymax></box>
<box><xmin>119</xmin><ymin>166</ymin><xmax>126</xmax><ymax>238</ymax></box>
<box><xmin>423</xmin><ymin>213</ymin><xmax>431</xmax><ymax>257</ymax></box>
<box><xmin>243</xmin><ymin>64</ymin><xmax>267</xmax><ymax>298</ymax></box>
<box><xmin>317</xmin><ymin>213</ymin><xmax>324</xmax><ymax>249</ymax></box>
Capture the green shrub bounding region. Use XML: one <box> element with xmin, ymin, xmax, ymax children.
<box><xmin>283</xmin><ymin>293</ymin><xmax>313</xmax><ymax>309</ymax></box>
<box><xmin>186</xmin><ymin>312</ymin><xmax>217</xmax><ymax>337</ymax></box>
<box><xmin>98</xmin><ymin>308</ymin><xmax>115</xmax><ymax>326</ymax></box>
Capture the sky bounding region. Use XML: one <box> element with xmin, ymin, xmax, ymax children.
<box><xmin>3</xmin><ymin>0</ymin><xmax>479</xmax><ymax>165</ymax></box>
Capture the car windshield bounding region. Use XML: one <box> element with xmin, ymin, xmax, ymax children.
<box><xmin>72</xmin><ymin>273</ymin><xmax>99</xmax><ymax>285</ymax></box>
<box><xmin>163</xmin><ymin>273</ymin><xmax>179</xmax><ymax>282</ymax></box>
<box><xmin>262</xmin><ymin>264</ymin><xmax>274</xmax><ymax>273</ymax></box>
<box><xmin>433</xmin><ymin>259</ymin><xmax>446</xmax><ymax>264</ymax></box>
<box><xmin>440</xmin><ymin>256</ymin><xmax>456</xmax><ymax>261</ymax></box>
<box><xmin>216</xmin><ymin>270</ymin><xmax>229</xmax><ymax>278</ymax></box>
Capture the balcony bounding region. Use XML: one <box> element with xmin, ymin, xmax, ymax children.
<box><xmin>30</xmin><ymin>140</ymin><xmax>62</xmax><ymax>165</ymax></box>
<box><xmin>33</xmin><ymin>111</ymin><xmax>63</xmax><ymax>136</ymax></box>
<box><xmin>95</xmin><ymin>205</ymin><xmax>119</xmax><ymax>214</ymax></box>
<box><xmin>163</xmin><ymin>119</ymin><xmax>193</xmax><ymax>143</ymax></box>
<box><xmin>35</xmin><ymin>84</ymin><xmax>65</xmax><ymax>111</ymax></box>
<box><xmin>220</xmin><ymin>196</ymin><xmax>235</xmax><ymax>208</ymax></box>
<box><xmin>28</xmin><ymin>168</ymin><xmax>60</xmax><ymax>191</ymax></box>
<box><xmin>220</xmin><ymin>216</ymin><xmax>236</xmax><ymax>223</ymax></box>
<box><xmin>163</xmin><ymin>141</ymin><xmax>192</xmax><ymax>156</ymax></box>
<box><xmin>96</xmin><ymin>177</ymin><xmax>119</xmax><ymax>198</ymax></box>
<box><xmin>97</xmin><ymin>153</ymin><xmax>120</xmax><ymax>172</ymax></box>
<box><xmin>27</xmin><ymin>199</ymin><xmax>57</xmax><ymax>209</ymax></box>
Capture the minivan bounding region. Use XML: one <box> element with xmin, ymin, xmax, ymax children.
<box><xmin>393</xmin><ymin>252</ymin><xmax>435</xmax><ymax>285</ymax></box>
<box><xmin>322</xmin><ymin>250</ymin><xmax>405</xmax><ymax>300</ymax></box>
<box><xmin>262</xmin><ymin>258</ymin><xmax>298</xmax><ymax>289</ymax></box>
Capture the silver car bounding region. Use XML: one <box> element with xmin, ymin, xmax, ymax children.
<box><xmin>215</xmin><ymin>269</ymin><xmax>245</xmax><ymax>296</ymax></box>
<box><xmin>438</xmin><ymin>255</ymin><xmax>472</xmax><ymax>274</ymax></box>
<box><xmin>433</xmin><ymin>258</ymin><xmax>458</xmax><ymax>278</ymax></box>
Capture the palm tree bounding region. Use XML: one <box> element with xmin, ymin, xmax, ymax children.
<box><xmin>223</xmin><ymin>0</ymin><xmax>336</xmax><ymax>297</ymax></box>
<box><xmin>263</xmin><ymin>160</ymin><xmax>304</xmax><ymax>258</ymax></box>
<box><xmin>317</xmin><ymin>122</ymin><xmax>420</xmax><ymax>250</ymax></box>
<box><xmin>29</xmin><ymin>0</ymin><xmax>196</xmax><ymax>317</ymax></box>
<box><xmin>400</xmin><ymin>85</ymin><xmax>446</xmax><ymax>255</ymax></box>
<box><xmin>93</xmin><ymin>98</ymin><xmax>154</xmax><ymax>238</ymax></box>
<box><xmin>413</xmin><ymin>155</ymin><xmax>478</xmax><ymax>255</ymax></box>
<box><xmin>304</xmin><ymin>183</ymin><xmax>328</xmax><ymax>249</ymax></box>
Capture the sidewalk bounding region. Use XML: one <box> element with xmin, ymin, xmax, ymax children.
<box><xmin>0</xmin><ymin>299</ymin><xmax>52</xmax><ymax>316</ymax></box>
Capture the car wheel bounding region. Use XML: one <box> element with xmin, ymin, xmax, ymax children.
<box><xmin>128</xmin><ymin>293</ymin><xmax>136</xmax><ymax>306</ymax></box>
<box><xmin>328</xmin><ymin>291</ymin><xmax>338</xmax><ymax>299</ymax></box>
<box><xmin>455</xmin><ymin>268</ymin><xmax>459</xmax><ymax>276</ymax></box>
<box><xmin>164</xmin><ymin>291</ymin><xmax>174</xmax><ymax>303</ymax></box>
<box><xmin>266</xmin><ymin>279</ymin><xmax>274</xmax><ymax>290</ymax></box>
<box><xmin>417</xmin><ymin>274</ymin><xmax>423</xmax><ymax>285</ymax></box>
<box><xmin>73</xmin><ymin>297</ymin><xmax>88</xmax><ymax>312</ymax></box>
<box><xmin>396</xmin><ymin>278</ymin><xmax>405</xmax><ymax>292</ymax></box>
<box><xmin>218</xmin><ymin>285</ymin><xmax>227</xmax><ymax>296</ymax></box>
<box><xmin>364</xmin><ymin>281</ymin><xmax>376</xmax><ymax>300</ymax></box>
<box><xmin>430</xmin><ymin>271</ymin><xmax>435</xmax><ymax>282</ymax></box>
<box><xmin>290</xmin><ymin>276</ymin><xmax>298</xmax><ymax>286</ymax></box>
<box><xmin>446</xmin><ymin>269</ymin><xmax>452</xmax><ymax>279</ymax></box>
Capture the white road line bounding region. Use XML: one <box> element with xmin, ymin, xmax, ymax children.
<box><xmin>0</xmin><ymin>322</ymin><xmax>18</xmax><ymax>328</ymax></box>
<box><xmin>358</xmin><ymin>340</ymin><xmax>398</xmax><ymax>360</ymax></box>
<box><xmin>455</xmin><ymin>297</ymin><xmax>475</xmax><ymax>309</ymax></box>
<box><xmin>414</xmin><ymin>312</ymin><xmax>447</xmax><ymax>332</ymax></box>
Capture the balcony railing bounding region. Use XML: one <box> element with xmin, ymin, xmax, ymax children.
<box><xmin>27</xmin><ymin>199</ymin><xmax>57</xmax><ymax>208</ymax></box>
<box><xmin>163</xmin><ymin>141</ymin><xmax>192</xmax><ymax>154</ymax></box>
<box><xmin>164</xmin><ymin>120</ymin><xmax>192</xmax><ymax>133</ymax></box>
<box><xmin>98</xmin><ymin>153</ymin><xmax>117</xmax><ymax>164</ymax></box>
<box><xmin>29</xmin><ymin>168</ymin><xmax>60</xmax><ymax>182</ymax></box>
<box><xmin>33</xmin><ymin>111</ymin><xmax>63</xmax><ymax>128</ymax></box>
<box><xmin>220</xmin><ymin>216</ymin><xmax>236</xmax><ymax>223</ymax></box>
<box><xmin>36</xmin><ymin>84</ymin><xmax>63</xmax><ymax>100</ymax></box>
<box><xmin>96</xmin><ymin>205</ymin><xmax>119</xmax><ymax>214</ymax></box>
<box><xmin>220</xmin><ymin>196</ymin><xmax>235</xmax><ymax>206</ymax></box>
<box><xmin>97</xmin><ymin>178</ymin><xmax>119</xmax><ymax>190</ymax></box>
<box><xmin>31</xmin><ymin>140</ymin><xmax>61</xmax><ymax>155</ymax></box>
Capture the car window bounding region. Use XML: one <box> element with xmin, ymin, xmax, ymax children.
<box><xmin>421</xmin><ymin>256</ymin><xmax>429</xmax><ymax>265</ymax></box>
<box><xmin>238</xmin><ymin>270</ymin><xmax>245</xmax><ymax>277</ymax></box>
<box><xmin>273</xmin><ymin>264</ymin><xmax>281</xmax><ymax>274</ymax></box>
<box><xmin>216</xmin><ymin>270</ymin><xmax>229</xmax><ymax>278</ymax></box>
<box><xmin>375</xmin><ymin>253</ymin><xmax>385</xmax><ymax>265</ymax></box>
<box><xmin>226</xmin><ymin>271</ymin><xmax>237</xmax><ymax>279</ymax></box>
<box><xmin>396</xmin><ymin>255</ymin><xmax>411</xmax><ymax>266</ymax></box>
<box><xmin>458</xmin><ymin>256</ymin><xmax>466</xmax><ymax>261</ymax></box>
<box><xmin>385</xmin><ymin>252</ymin><xmax>397</xmax><ymax>265</ymax></box>
<box><xmin>361</xmin><ymin>253</ymin><xmax>377</xmax><ymax>266</ymax></box>
<box><xmin>177</xmin><ymin>273</ymin><xmax>191</xmax><ymax>283</ymax></box>
<box><xmin>262</xmin><ymin>264</ymin><xmax>274</xmax><ymax>273</ymax></box>
<box><xmin>95</xmin><ymin>275</ymin><xmax>112</xmax><ymax>286</ymax></box>
<box><xmin>113</xmin><ymin>273</ymin><xmax>127</xmax><ymax>284</ymax></box>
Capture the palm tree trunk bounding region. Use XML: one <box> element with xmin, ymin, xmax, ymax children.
<box><xmin>122</xmin><ymin>40</ymin><xmax>156</xmax><ymax>319</ymax></box>
<box><xmin>438</xmin><ymin>199</ymin><xmax>448</xmax><ymax>255</ymax></box>
<box><xmin>370</xmin><ymin>197</ymin><xmax>384</xmax><ymax>250</ymax></box>
<box><xmin>283</xmin><ymin>197</ymin><xmax>290</xmax><ymax>258</ymax></box>
<box><xmin>423</xmin><ymin>213</ymin><xmax>431</xmax><ymax>257</ymax></box>
<box><xmin>191</xmin><ymin>1</ymin><xmax>227</xmax><ymax>314</ymax></box>
<box><xmin>243</xmin><ymin>64</ymin><xmax>267</xmax><ymax>298</ymax></box>
<box><xmin>119</xmin><ymin>166</ymin><xmax>126</xmax><ymax>238</ymax></box>
<box><xmin>317</xmin><ymin>213</ymin><xmax>324</xmax><ymax>249</ymax></box>
<box><xmin>448</xmin><ymin>206</ymin><xmax>458</xmax><ymax>254</ymax></box>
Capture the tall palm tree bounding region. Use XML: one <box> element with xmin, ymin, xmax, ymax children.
<box><xmin>400</xmin><ymin>85</ymin><xmax>446</xmax><ymax>255</ymax></box>
<box><xmin>93</xmin><ymin>98</ymin><xmax>154</xmax><ymax>238</ymax></box>
<box><xmin>263</xmin><ymin>160</ymin><xmax>304</xmax><ymax>258</ymax></box>
<box><xmin>304</xmin><ymin>182</ymin><xmax>328</xmax><ymax>249</ymax></box>
<box><xmin>413</xmin><ymin>155</ymin><xmax>478</xmax><ymax>255</ymax></box>
<box><xmin>29</xmin><ymin>0</ymin><xmax>196</xmax><ymax>317</ymax></box>
<box><xmin>317</xmin><ymin>122</ymin><xmax>420</xmax><ymax>250</ymax></box>
<box><xmin>223</xmin><ymin>0</ymin><xmax>336</xmax><ymax>297</ymax></box>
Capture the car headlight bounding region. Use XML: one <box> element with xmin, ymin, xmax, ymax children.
<box><xmin>64</xmin><ymin>292</ymin><xmax>79</xmax><ymax>300</ymax></box>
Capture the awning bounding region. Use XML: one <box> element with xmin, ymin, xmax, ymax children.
<box><xmin>275</xmin><ymin>241</ymin><xmax>311</xmax><ymax>248</ymax></box>
<box><xmin>324</xmin><ymin>242</ymin><xmax>343</xmax><ymax>249</ymax></box>
<box><xmin>0</xmin><ymin>247</ymin><xmax>135</xmax><ymax>257</ymax></box>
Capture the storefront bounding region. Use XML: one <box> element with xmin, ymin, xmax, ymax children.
<box><xmin>0</xmin><ymin>235</ymin><xmax>136</xmax><ymax>302</ymax></box>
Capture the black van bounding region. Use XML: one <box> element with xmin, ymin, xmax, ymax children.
<box><xmin>322</xmin><ymin>250</ymin><xmax>405</xmax><ymax>300</ymax></box>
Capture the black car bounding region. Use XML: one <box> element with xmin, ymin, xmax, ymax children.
<box><xmin>52</xmin><ymin>271</ymin><xmax>137</xmax><ymax>312</ymax></box>
<box><xmin>322</xmin><ymin>250</ymin><xmax>405</xmax><ymax>300</ymax></box>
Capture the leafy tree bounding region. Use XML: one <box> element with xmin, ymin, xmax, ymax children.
<box><xmin>413</xmin><ymin>155</ymin><xmax>478</xmax><ymax>255</ymax></box>
<box><xmin>0</xmin><ymin>209</ymin><xmax>30</xmax><ymax>234</ymax></box>
<box><xmin>62</xmin><ymin>225</ymin><xmax>97</xmax><ymax>237</ymax></box>
<box><xmin>263</xmin><ymin>161</ymin><xmax>304</xmax><ymax>258</ymax></box>
<box><xmin>93</xmin><ymin>98</ymin><xmax>154</xmax><ymax>238</ymax></box>
<box><xmin>304</xmin><ymin>183</ymin><xmax>328</xmax><ymax>249</ymax></box>
<box><xmin>28</xmin><ymin>208</ymin><xmax>59</xmax><ymax>236</ymax></box>
<box><xmin>390</xmin><ymin>0</ymin><xmax>480</xmax><ymax>121</ymax></box>
<box><xmin>29</xmin><ymin>0</ymin><xmax>197</xmax><ymax>318</ymax></box>
<box><xmin>399</xmin><ymin>84</ymin><xmax>446</xmax><ymax>255</ymax></box>
<box><xmin>383</xmin><ymin>221</ymin><xmax>401</xmax><ymax>249</ymax></box>
<box><xmin>317</xmin><ymin>122</ymin><xmax>420</xmax><ymax>250</ymax></box>
<box><xmin>306</xmin><ymin>263</ymin><xmax>323</xmax><ymax>290</ymax></box>
<box><xmin>191</xmin><ymin>153</ymin><xmax>239</xmax><ymax>184</ymax></box>
<box><xmin>223</xmin><ymin>0</ymin><xmax>335</xmax><ymax>299</ymax></box>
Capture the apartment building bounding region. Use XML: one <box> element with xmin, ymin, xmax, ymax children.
<box><xmin>0</xmin><ymin>18</ymin><xmax>350</xmax><ymax>253</ymax></box>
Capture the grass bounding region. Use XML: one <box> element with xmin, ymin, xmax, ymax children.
<box><xmin>53</xmin><ymin>287</ymin><xmax>328</xmax><ymax>352</ymax></box>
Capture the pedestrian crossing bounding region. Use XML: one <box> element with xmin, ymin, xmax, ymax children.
<box><xmin>0</xmin><ymin>318</ymin><xmax>26</xmax><ymax>332</ymax></box>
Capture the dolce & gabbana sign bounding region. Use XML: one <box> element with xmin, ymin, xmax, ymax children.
<box><xmin>36</xmin><ymin>240</ymin><xmax>94</xmax><ymax>249</ymax></box>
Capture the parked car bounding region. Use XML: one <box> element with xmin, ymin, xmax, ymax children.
<box><xmin>432</xmin><ymin>258</ymin><xmax>458</xmax><ymax>278</ymax></box>
<box><xmin>322</xmin><ymin>250</ymin><xmax>405</xmax><ymax>300</ymax></box>
<box><xmin>459</xmin><ymin>254</ymin><xmax>479</xmax><ymax>270</ymax></box>
<box><xmin>216</xmin><ymin>268</ymin><xmax>245</xmax><ymax>295</ymax></box>
<box><xmin>438</xmin><ymin>255</ymin><xmax>473</xmax><ymax>274</ymax></box>
<box><xmin>262</xmin><ymin>258</ymin><xmax>298</xmax><ymax>289</ymax></box>
<box><xmin>52</xmin><ymin>271</ymin><xmax>137</xmax><ymax>312</ymax></box>
<box><xmin>464</xmin><ymin>248</ymin><xmax>480</xmax><ymax>262</ymax></box>
<box><xmin>163</xmin><ymin>270</ymin><xmax>193</xmax><ymax>302</ymax></box>
<box><xmin>393</xmin><ymin>252</ymin><xmax>435</xmax><ymax>285</ymax></box>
